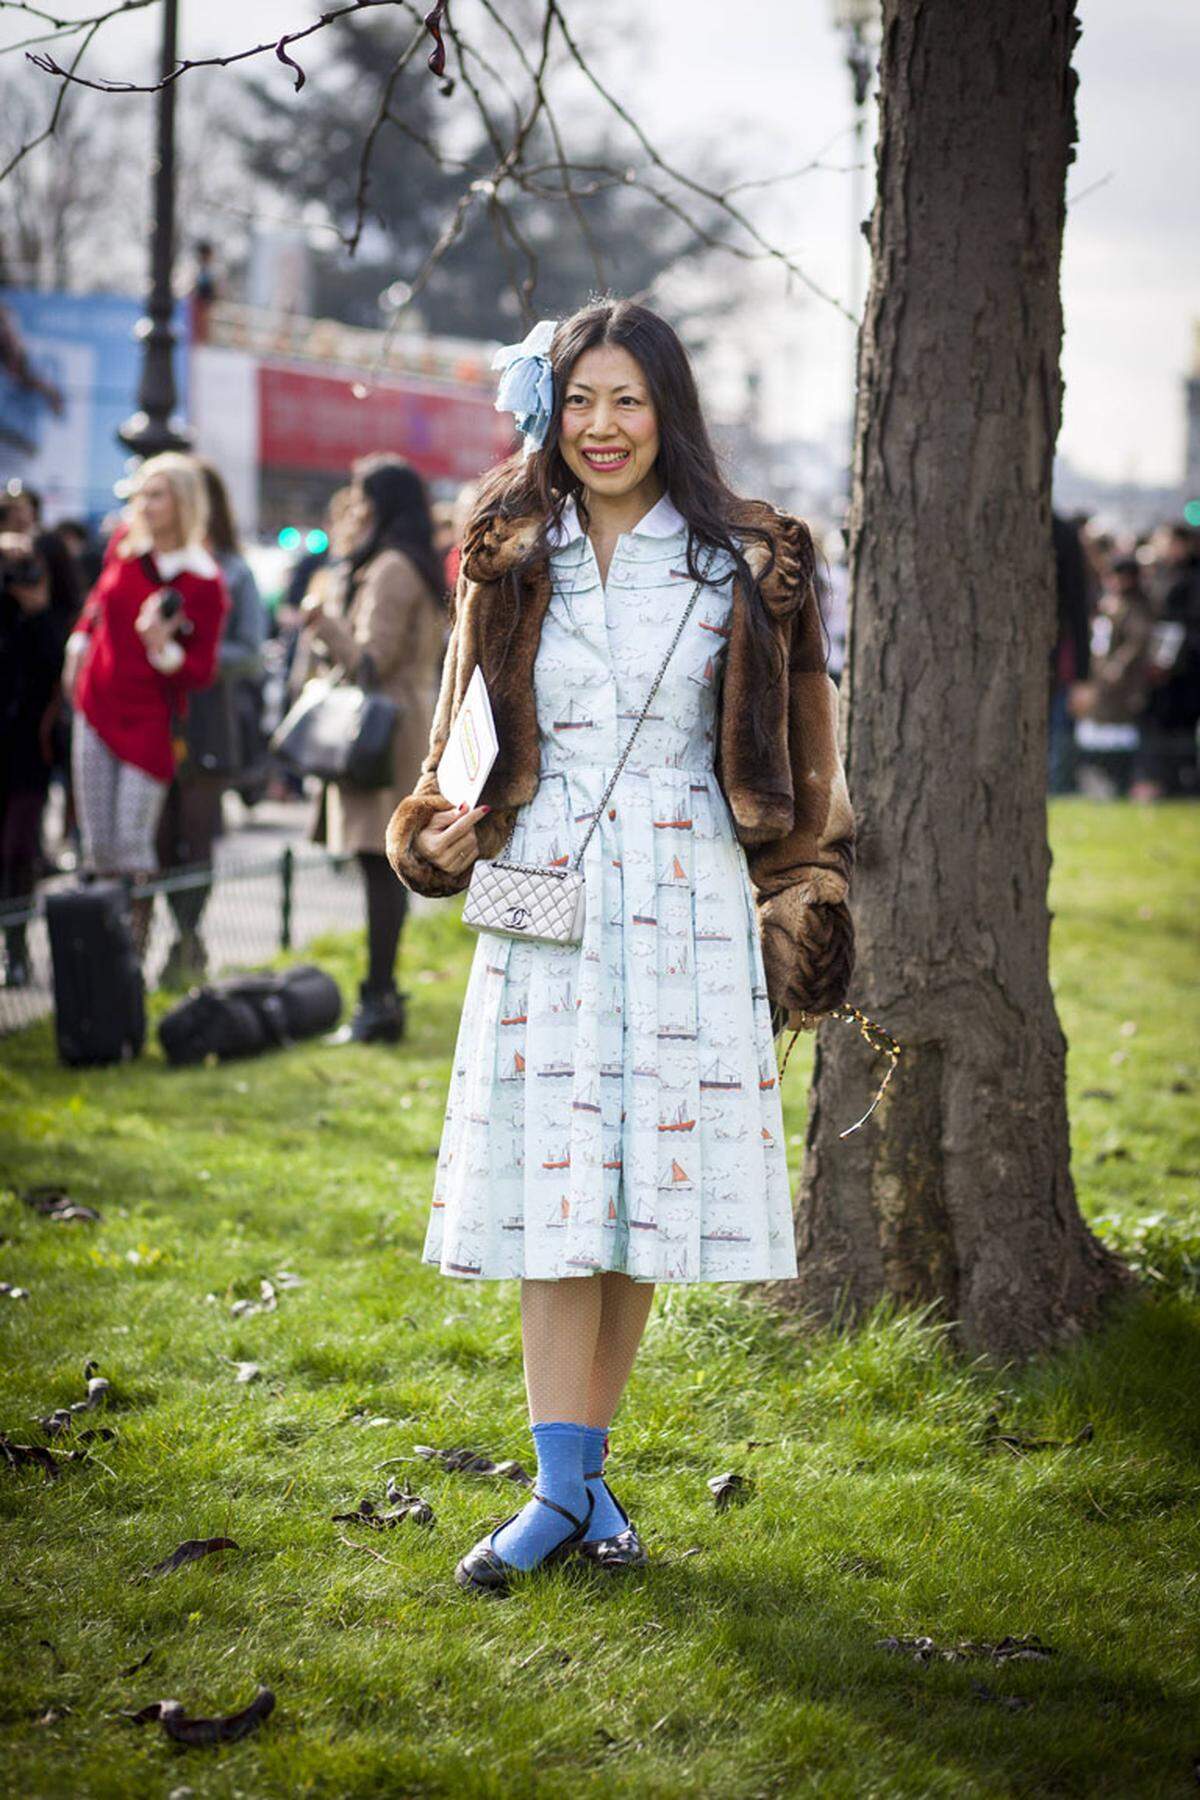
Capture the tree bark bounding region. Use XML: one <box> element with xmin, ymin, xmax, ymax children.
<box><xmin>783</xmin><ymin>0</ymin><xmax>1131</xmax><ymax>1360</ymax></box>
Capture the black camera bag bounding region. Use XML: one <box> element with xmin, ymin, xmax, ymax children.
<box><xmin>157</xmin><ymin>964</ymin><xmax>341</xmax><ymax>1066</ymax></box>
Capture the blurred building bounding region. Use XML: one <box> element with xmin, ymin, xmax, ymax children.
<box><xmin>0</xmin><ymin>284</ymin><xmax>513</xmax><ymax>539</ymax></box>
<box><xmin>190</xmin><ymin>302</ymin><xmax>515</xmax><ymax>541</ymax></box>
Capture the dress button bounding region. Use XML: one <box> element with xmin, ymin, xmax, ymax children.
<box><xmin>607</xmin><ymin>807</ymin><xmax>617</xmax><ymax>820</ymax></box>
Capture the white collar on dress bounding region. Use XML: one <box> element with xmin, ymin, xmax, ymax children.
<box><xmin>132</xmin><ymin>541</ymin><xmax>219</xmax><ymax>582</ymax></box>
<box><xmin>547</xmin><ymin>491</ymin><xmax>686</xmax><ymax>550</ymax></box>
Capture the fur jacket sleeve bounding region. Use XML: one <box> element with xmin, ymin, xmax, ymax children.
<box><xmin>386</xmin><ymin>502</ymin><xmax>855</xmax><ymax>1021</ymax></box>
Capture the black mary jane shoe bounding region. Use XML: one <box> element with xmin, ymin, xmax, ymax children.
<box><xmin>573</xmin><ymin>1472</ymin><xmax>649</xmax><ymax>1570</ymax></box>
<box><xmin>455</xmin><ymin>1488</ymin><xmax>595</xmax><ymax>1597</ymax></box>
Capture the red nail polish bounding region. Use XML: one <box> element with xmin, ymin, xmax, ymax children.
<box><xmin>480</xmin><ymin>804</ymin><xmax>492</xmax><ymax>814</ymax></box>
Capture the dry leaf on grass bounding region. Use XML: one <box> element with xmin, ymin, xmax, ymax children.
<box><xmin>21</xmin><ymin>1187</ymin><xmax>101</xmax><ymax>1224</ymax></box>
<box><xmin>39</xmin><ymin>1370</ymin><xmax>111</xmax><ymax>1435</ymax></box>
<box><xmin>122</xmin><ymin>1685</ymin><xmax>275</xmax><ymax>1746</ymax></box>
<box><xmin>331</xmin><ymin>1487</ymin><xmax>434</xmax><ymax>1530</ymax></box>
<box><xmin>145</xmin><ymin>1538</ymin><xmax>240</xmax><ymax>1579</ymax></box>
<box><xmin>413</xmin><ymin>1444</ymin><xmax>533</xmax><ymax>1485</ymax></box>
<box><xmin>877</xmin><ymin>1633</ymin><xmax>1055</xmax><ymax>1664</ymax></box>
<box><xmin>707</xmin><ymin>1472</ymin><xmax>753</xmax><ymax>1511</ymax></box>
<box><xmin>0</xmin><ymin>1435</ymin><xmax>90</xmax><ymax>1480</ymax></box>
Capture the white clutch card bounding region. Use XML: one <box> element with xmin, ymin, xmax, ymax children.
<box><xmin>437</xmin><ymin>664</ymin><xmax>498</xmax><ymax>810</ymax></box>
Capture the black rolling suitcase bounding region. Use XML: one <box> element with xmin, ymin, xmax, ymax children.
<box><xmin>45</xmin><ymin>882</ymin><xmax>145</xmax><ymax>1067</ymax></box>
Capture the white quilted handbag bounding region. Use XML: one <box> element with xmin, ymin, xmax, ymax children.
<box><xmin>461</xmin><ymin>552</ymin><xmax>715</xmax><ymax>949</ymax></box>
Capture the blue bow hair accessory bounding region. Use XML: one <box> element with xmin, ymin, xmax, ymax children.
<box><xmin>492</xmin><ymin>318</ymin><xmax>558</xmax><ymax>455</ymax></box>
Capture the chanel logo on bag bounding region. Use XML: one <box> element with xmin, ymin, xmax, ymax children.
<box><xmin>501</xmin><ymin>905</ymin><xmax>531</xmax><ymax>931</ymax></box>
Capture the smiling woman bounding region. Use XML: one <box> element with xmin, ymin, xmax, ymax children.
<box><xmin>385</xmin><ymin>298</ymin><xmax>855</xmax><ymax>1594</ymax></box>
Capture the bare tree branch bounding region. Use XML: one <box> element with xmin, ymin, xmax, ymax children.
<box><xmin>22</xmin><ymin>0</ymin><xmax>419</xmax><ymax>94</ymax></box>
<box><xmin>0</xmin><ymin>13</ymin><xmax>100</xmax><ymax>182</ymax></box>
<box><xmin>7</xmin><ymin>0</ymin><xmax>863</xmax><ymax>341</ymax></box>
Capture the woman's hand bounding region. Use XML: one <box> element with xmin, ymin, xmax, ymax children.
<box><xmin>416</xmin><ymin>802</ymin><xmax>491</xmax><ymax>876</ymax></box>
<box><xmin>135</xmin><ymin>591</ymin><xmax>180</xmax><ymax>660</ymax></box>
<box><xmin>62</xmin><ymin>637</ymin><xmax>84</xmax><ymax>703</ymax></box>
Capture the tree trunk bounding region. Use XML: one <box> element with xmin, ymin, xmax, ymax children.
<box><xmin>784</xmin><ymin>0</ymin><xmax>1131</xmax><ymax>1360</ymax></box>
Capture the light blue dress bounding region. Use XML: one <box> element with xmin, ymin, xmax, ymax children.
<box><xmin>422</xmin><ymin>494</ymin><xmax>799</xmax><ymax>1284</ymax></box>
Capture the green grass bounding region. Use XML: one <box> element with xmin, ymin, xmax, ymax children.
<box><xmin>1</xmin><ymin>799</ymin><xmax>1198</xmax><ymax>1799</ymax></box>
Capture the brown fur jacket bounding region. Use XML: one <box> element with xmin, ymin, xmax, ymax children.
<box><xmin>386</xmin><ymin>501</ymin><xmax>855</xmax><ymax>1019</ymax></box>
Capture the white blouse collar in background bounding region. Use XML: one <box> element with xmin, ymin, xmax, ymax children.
<box><xmin>547</xmin><ymin>491</ymin><xmax>686</xmax><ymax>549</ymax></box>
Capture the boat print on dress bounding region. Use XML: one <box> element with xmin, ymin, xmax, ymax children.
<box><xmin>699</xmin><ymin>1056</ymin><xmax>743</xmax><ymax>1091</ymax></box>
<box><xmin>552</xmin><ymin>699</ymin><xmax>595</xmax><ymax>730</ymax></box>
<box><xmin>657</xmin><ymin>1018</ymin><xmax>698</xmax><ymax>1041</ymax></box>
<box><xmin>421</xmin><ymin>528</ymin><xmax>800</xmax><ymax>1285</ymax></box>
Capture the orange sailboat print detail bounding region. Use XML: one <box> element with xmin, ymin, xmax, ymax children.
<box><xmin>658</xmin><ymin>1103</ymin><xmax>696</xmax><ymax>1133</ymax></box>
<box><xmin>653</xmin><ymin>816</ymin><xmax>693</xmax><ymax>830</ymax></box>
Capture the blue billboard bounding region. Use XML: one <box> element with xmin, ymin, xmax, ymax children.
<box><xmin>0</xmin><ymin>287</ymin><xmax>189</xmax><ymax>525</ymax></box>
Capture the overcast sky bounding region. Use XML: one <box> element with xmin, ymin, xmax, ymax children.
<box><xmin>6</xmin><ymin>0</ymin><xmax>1197</xmax><ymax>486</ymax></box>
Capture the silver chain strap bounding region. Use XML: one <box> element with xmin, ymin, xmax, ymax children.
<box><xmin>493</xmin><ymin>550</ymin><xmax>717</xmax><ymax>871</ymax></box>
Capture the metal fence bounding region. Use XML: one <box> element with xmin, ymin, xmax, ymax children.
<box><xmin>0</xmin><ymin>846</ymin><xmax>365</xmax><ymax>1039</ymax></box>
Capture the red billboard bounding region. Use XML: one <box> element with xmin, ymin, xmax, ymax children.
<box><xmin>258</xmin><ymin>361</ymin><xmax>515</xmax><ymax>483</ymax></box>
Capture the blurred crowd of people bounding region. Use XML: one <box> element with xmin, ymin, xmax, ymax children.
<box><xmin>0</xmin><ymin>453</ymin><xmax>452</xmax><ymax>1041</ymax></box>
<box><xmin>1048</xmin><ymin>513</ymin><xmax>1200</xmax><ymax>800</ymax></box>
<box><xmin>3</xmin><ymin>466</ymin><xmax>1197</xmax><ymax>1018</ymax></box>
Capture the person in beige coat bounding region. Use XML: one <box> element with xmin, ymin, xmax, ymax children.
<box><xmin>296</xmin><ymin>455</ymin><xmax>445</xmax><ymax>1041</ymax></box>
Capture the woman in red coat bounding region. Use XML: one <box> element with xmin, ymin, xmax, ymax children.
<box><xmin>64</xmin><ymin>453</ymin><xmax>228</xmax><ymax>948</ymax></box>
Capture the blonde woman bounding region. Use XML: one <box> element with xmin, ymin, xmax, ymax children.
<box><xmin>64</xmin><ymin>453</ymin><xmax>228</xmax><ymax>948</ymax></box>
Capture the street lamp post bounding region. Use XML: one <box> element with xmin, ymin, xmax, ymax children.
<box><xmin>118</xmin><ymin>0</ymin><xmax>191</xmax><ymax>459</ymax></box>
<box><xmin>829</xmin><ymin>0</ymin><xmax>880</xmax><ymax>492</ymax></box>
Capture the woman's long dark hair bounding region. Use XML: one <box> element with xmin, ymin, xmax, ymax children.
<box><xmin>347</xmin><ymin>453</ymin><xmax>444</xmax><ymax>604</ymax></box>
<box><xmin>197</xmin><ymin>459</ymin><xmax>240</xmax><ymax>558</ymax></box>
<box><xmin>471</xmin><ymin>299</ymin><xmax>809</xmax><ymax>761</ymax></box>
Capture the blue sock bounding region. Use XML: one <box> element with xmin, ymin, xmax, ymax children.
<box><xmin>488</xmin><ymin>1421</ymin><xmax>590</xmax><ymax>1571</ymax></box>
<box><xmin>580</xmin><ymin>1425</ymin><xmax>629</xmax><ymax>1540</ymax></box>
